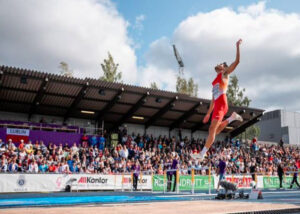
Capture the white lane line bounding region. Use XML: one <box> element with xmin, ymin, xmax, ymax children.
<box><xmin>158</xmin><ymin>194</ymin><xmax>216</xmax><ymax>198</ymax></box>
<box><xmin>263</xmin><ymin>190</ymin><xmax>300</xmax><ymax>194</ymax></box>
<box><xmin>101</xmin><ymin>203</ymin><xmax>151</xmax><ymax>207</ymax></box>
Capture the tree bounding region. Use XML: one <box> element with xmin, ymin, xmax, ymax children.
<box><xmin>226</xmin><ymin>74</ymin><xmax>260</xmax><ymax>140</ymax></box>
<box><xmin>150</xmin><ymin>82</ymin><xmax>159</xmax><ymax>90</ymax></box>
<box><xmin>176</xmin><ymin>76</ymin><xmax>198</xmax><ymax>97</ymax></box>
<box><xmin>227</xmin><ymin>75</ymin><xmax>251</xmax><ymax>106</ymax></box>
<box><xmin>100</xmin><ymin>52</ymin><xmax>122</xmax><ymax>82</ymax></box>
<box><xmin>59</xmin><ymin>61</ymin><xmax>73</xmax><ymax>77</ymax></box>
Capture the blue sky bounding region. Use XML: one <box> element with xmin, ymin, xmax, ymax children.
<box><xmin>113</xmin><ymin>0</ymin><xmax>300</xmax><ymax>66</ymax></box>
<box><xmin>1</xmin><ymin>0</ymin><xmax>300</xmax><ymax>110</ymax></box>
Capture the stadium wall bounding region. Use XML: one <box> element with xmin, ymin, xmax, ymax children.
<box><xmin>257</xmin><ymin>110</ymin><xmax>300</xmax><ymax>145</ymax></box>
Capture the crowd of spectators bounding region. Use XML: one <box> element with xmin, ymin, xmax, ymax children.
<box><xmin>0</xmin><ymin>129</ymin><xmax>299</xmax><ymax>176</ymax></box>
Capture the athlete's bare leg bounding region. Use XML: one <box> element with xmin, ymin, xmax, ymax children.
<box><xmin>216</xmin><ymin>120</ymin><xmax>229</xmax><ymax>135</ymax></box>
<box><xmin>199</xmin><ymin>119</ymin><xmax>221</xmax><ymax>158</ymax></box>
<box><xmin>198</xmin><ymin>112</ymin><xmax>243</xmax><ymax>160</ymax></box>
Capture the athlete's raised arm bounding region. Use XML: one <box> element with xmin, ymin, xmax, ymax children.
<box><xmin>224</xmin><ymin>39</ymin><xmax>242</xmax><ymax>76</ymax></box>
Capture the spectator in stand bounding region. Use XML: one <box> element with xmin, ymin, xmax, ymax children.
<box><xmin>70</xmin><ymin>162</ymin><xmax>79</xmax><ymax>173</ymax></box>
<box><xmin>89</xmin><ymin>135</ymin><xmax>98</xmax><ymax>147</ymax></box>
<box><xmin>0</xmin><ymin>139</ymin><xmax>3</xmax><ymax>148</ymax></box>
<box><xmin>39</xmin><ymin>160</ymin><xmax>48</xmax><ymax>173</ymax></box>
<box><xmin>49</xmin><ymin>162</ymin><xmax>57</xmax><ymax>173</ymax></box>
<box><xmin>25</xmin><ymin>141</ymin><xmax>33</xmax><ymax>154</ymax></box>
<box><xmin>18</xmin><ymin>139</ymin><xmax>25</xmax><ymax>150</ymax></box>
<box><xmin>7</xmin><ymin>139</ymin><xmax>16</xmax><ymax>151</ymax></box>
<box><xmin>81</xmin><ymin>134</ymin><xmax>88</xmax><ymax>148</ymax></box>
<box><xmin>119</xmin><ymin>145</ymin><xmax>128</xmax><ymax>159</ymax></box>
<box><xmin>8</xmin><ymin>159</ymin><xmax>18</xmax><ymax>172</ymax></box>
<box><xmin>251</xmin><ymin>137</ymin><xmax>259</xmax><ymax>153</ymax></box>
<box><xmin>235</xmin><ymin>139</ymin><xmax>240</xmax><ymax>149</ymax></box>
<box><xmin>0</xmin><ymin>159</ymin><xmax>7</xmax><ymax>172</ymax></box>
<box><xmin>99</xmin><ymin>134</ymin><xmax>105</xmax><ymax>151</ymax></box>
<box><xmin>87</xmin><ymin>162</ymin><xmax>95</xmax><ymax>174</ymax></box>
<box><xmin>28</xmin><ymin>160</ymin><xmax>39</xmax><ymax>173</ymax></box>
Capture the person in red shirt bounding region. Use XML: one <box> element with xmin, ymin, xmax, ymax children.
<box><xmin>18</xmin><ymin>140</ymin><xmax>25</xmax><ymax>150</ymax></box>
<box><xmin>194</xmin><ymin>39</ymin><xmax>243</xmax><ymax>161</ymax></box>
<box><xmin>49</xmin><ymin>162</ymin><xmax>57</xmax><ymax>173</ymax></box>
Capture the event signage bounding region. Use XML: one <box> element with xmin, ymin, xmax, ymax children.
<box><xmin>0</xmin><ymin>174</ymin><xmax>152</xmax><ymax>193</ymax></box>
<box><xmin>6</xmin><ymin>128</ymin><xmax>30</xmax><ymax>143</ymax></box>
<box><xmin>152</xmin><ymin>175</ymin><xmax>214</xmax><ymax>191</ymax></box>
<box><xmin>263</xmin><ymin>176</ymin><xmax>297</xmax><ymax>189</ymax></box>
<box><xmin>225</xmin><ymin>175</ymin><xmax>252</xmax><ymax>188</ymax></box>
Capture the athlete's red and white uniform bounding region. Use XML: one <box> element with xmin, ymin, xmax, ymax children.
<box><xmin>212</xmin><ymin>72</ymin><xmax>228</xmax><ymax>121</ymax></box>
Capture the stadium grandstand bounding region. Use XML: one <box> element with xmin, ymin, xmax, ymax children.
<box><xmin>1</xmin><ymin>65</ymin><xmax>300</xmax><ymax>212</ymax></box>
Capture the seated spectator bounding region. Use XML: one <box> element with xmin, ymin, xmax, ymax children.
<box><xmin>70</xmin><ymin>162</ymin><xmax>79</xmax><ymax>173</ymax></box>
<box><xmin>48</xmin><ymin>162</ymin><xmax>57</xmax><ymax>173</ymax></box>
<box><xmin>25</xmin><ymin>141</ymin><xmax>33</xmax><ymax>154</ymax></box>
<box><xmin>28</xmin><ymin>160</ymin><xmax>39</xmax><ymax>173</ymax></box>
<box><xmin>39</xmin><ymin>160</ymin><xmax>48</xmax><ymax>173</ymax></box>
<box><xmin>18</xmin><ymin>140</ymin><xmax>25</xmax><ymax>150</ymax></box>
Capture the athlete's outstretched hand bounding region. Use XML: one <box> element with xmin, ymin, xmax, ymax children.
<box><xmin>203</xmin><ymin>114</ymin><xmax>210</xmax><ymax>124</ymax></box>
<box><xmin>236</xmin><ymin>39</ymin><xmax>242</xmax><ymax>47</ymax></box>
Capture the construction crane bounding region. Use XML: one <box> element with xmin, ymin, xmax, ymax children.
<box><xmin>172</xmin><ymin>44</ymin><xmax>184</xmax><ymax>75</ymax></box>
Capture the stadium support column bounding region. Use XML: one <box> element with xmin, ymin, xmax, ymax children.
<box><xmin>63</xmin><ymin>81</ymin><xmax>89</xmax><ymax>123</ymax></box>
<box><xmin>97</xmin><ymin>88</ymin><xmax>124</xmax><ymax>127</ymax></box>
<box><xmin>28</xmin><ymin>77</ymin><xmax>49</xmax><ymax>121</ymax></box>
<box><xmin>145</xmin><ymin>96</ymin><xmax>178</xmax><ymax>130</ymax></box>
<box><xmin>110</xmin><ymin>92</ymin><xmax>149</xmax><ymax>132</ymax></box>
<box><xmin>169</xmin><ymin>102</ymin><xmax>203</xmax><ymax>131</ymax></box>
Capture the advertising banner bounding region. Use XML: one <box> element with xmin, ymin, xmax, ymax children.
<box><xmin>0</xmin><ymin>174</ymin><xmax>152</xmax><ymax>193</ymax></box>
<box><xmin>152</xmin><ymin>175</ymin><xmax>214</xmax><ymax>191</ymax></box>
<box><xmin>224</xmin><ymin>175</ymin><xmax>253</xmax><ymax>189</ymax></box>
<box><xmin>6</xmin><ymin>128</ymin><xmax>30</xmax><ymax>143</ymax></box>
<box><xmin>263</xmin><ymin>176</ymin><xmax>298</xmax><ymax>189</ymax></box>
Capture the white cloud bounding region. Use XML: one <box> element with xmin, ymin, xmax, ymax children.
<box><xmin>0</xmin><ymin>0</ymin><xmax>137</xmax><ymax>83</ymax></box>
<box><xmin>141</xmin><ymin>2</ymin><xmax>300</xmax><ymax>111</ymax></box>
<box><xmin>133</xmin><ymin>15</ymin><xmax>146</xmax><ymax>31</ymax></box>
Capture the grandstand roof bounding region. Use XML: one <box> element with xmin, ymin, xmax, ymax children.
<box><xmin>0</xmin><ymin>65</ymin><xmax>264</xmax><ymax>136</ymax></box>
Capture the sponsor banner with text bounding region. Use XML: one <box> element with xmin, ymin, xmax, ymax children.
<box><xmin>152</xmin><ymin>175</ymin><xmax>214</xmax><ymax>191</ymax></box>
<box><xmin>0</xmin><ymin>174</ymin><xmax>152</xmax><ymax>193</ymax></box>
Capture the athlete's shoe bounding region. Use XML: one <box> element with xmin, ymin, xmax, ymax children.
<box><xmin>190</xmin><ymin>153</ymin><xmax>205</xmax><ymax>162</ymax></box>
<box><xmin>231</xmin><ymin>112</ymin><xmax>243</xmax><ymax>122</ymax></box>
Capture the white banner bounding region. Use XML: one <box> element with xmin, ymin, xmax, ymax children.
<box><xmin>6</xmin><ymin>128</ymin><xmax>30</xmax><ymax>136</ymax></box>
<box><xmin>0</xmin><ymin>174</ymin><xmax>152</xmax><ymax>193</ymax></box>
<box><xmin>214</xmin><ymin>175</ymin><xmax>255</xmax><ymax>189</ymax></box>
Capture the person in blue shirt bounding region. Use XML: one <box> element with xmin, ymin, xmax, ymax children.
<box><xmin>236</xmin><ymin>139</ymin><xmax>240</xmax><ymax>149</ymax></box>
<box><xmin>138</xmin><ymin>140</ymin><xmax>144</xmax><ymax>149</ymax></box>
<box><xmin>70</xmin><ymin>162</ymin><xmax>79</xmax><ymax>173</ymax></box>
<box><xmin>67</xmin><ymin>158</ymin><xmax>74</xmax><ymax>169</ymax></box>
<box><xmin>39</xmin><ymin>160</ymin><xmax>48</xmax><ymax>173</ymax></box>
<box><xmin>98</xmin><ymin>134</ymin><xmax>105</xmax><ymax>151</ymax></box>
<box><xmin>89</xmin><ymin>135</ymin><xmax>98</xmax><ymax>147</ymax></box>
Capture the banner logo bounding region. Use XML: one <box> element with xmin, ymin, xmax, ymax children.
<box><xmin>17</xmin><ymin>175</ymin><xmax>26</xmax><ymax>186</ymax></box>
<box><xmin>78</xmin><ymin>177</ymin><xmax>108</xmax><ymax>184</ymax></box>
